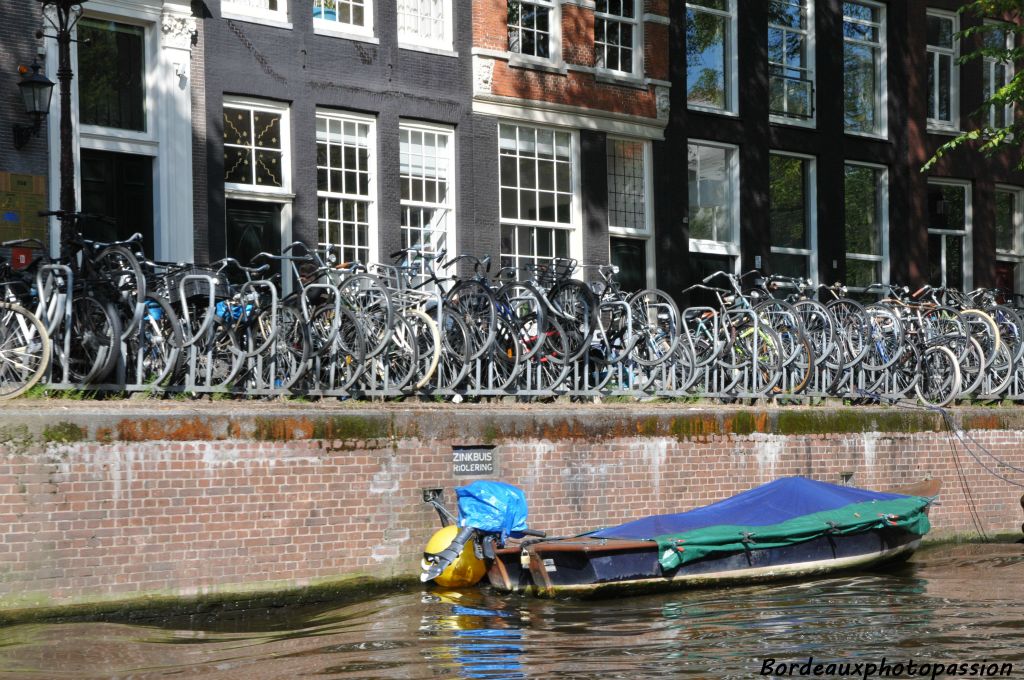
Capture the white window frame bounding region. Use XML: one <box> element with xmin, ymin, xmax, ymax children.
<box><xmin>397</xmin><ymin>0</ymin><xmax>453</xmax><ymax>53</ymax></box>
<box><xmin>926</xmin><ymin>178</ymin><xmax>972</xmax><ymax>289</ymax></box>
<box><xmin>685</xmin><ymin>0</ymin><xmax>738</xmax><ymax>116</ymax></box>
<box><xmin>313</xmin><ymin>0</ymin><xmax>376</xmax><ymax>42</ymax></box>
<box><xmin>687</xmin><ymin>140</ymin><xmax>740</xmax><ymax>273</ymax></box>
<box><xmin>842</xmin><ymin>0</ymin><xmax>887</xmax><ymax>139</ymax></box>
<box><xmin>223</xmin><ymin>97</ymin><xmax>292</xmax><ymax>197</ymax></box>
<box><xmin>497</xmin><ymin>122</ymin><xmax>582</xmax><ymax>270</ymax></box>
<box><xmin>994</xmin><ymin>184</ymin><xmax>1023</xmax><ymax>293</ymax></box>
<box><xmin>769</xmin><ymin>150</ymin><xmax>818</xmax><ymax>282</ymax></box>
<box><xmin>606</xmin><ymin>137</ymin><xmax>655</xmax><ymax>289</ymax></box>
<box><xmin>399</xmin><ymin>120</ymin><xmax>456</xmax><ymax>271</ymax></box>
<box><xmin>315</xmin><ymin>109</ymin><xmax>378</xmax><ymax>265</ymax></box>
<box><xmin>926</xmin><ymin>9</ymin><xmax>959</xmax><ymax>132</ymax></box>
<box><xmin>768</xmin><ymin>0</ymin><xmax>816</xmax><ymax>128</ymax></box>
<box><xmin>984</xmin><ymin>20</ymin><xmax>1014</xmax><ymax>129</ymax></box>
<box><xmin>843</xmin><ymin>161</ymin><xmax>889</xmax><ymax>290</ymax></box>
<box><xmin>506</xmin><ymin>0</ymin><xmax>563</xmax><ymax>69</ymax></box>
<box><xmin>221</xmin><ymin>0</ymin><xmax>291</xmax><ymax>29</ymax></box>
<box><xmin>594</xmin><ymin>0</ymin><xmax>643</xmax><ymax>77</ymax></box>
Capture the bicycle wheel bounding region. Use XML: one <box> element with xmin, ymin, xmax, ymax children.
<box><xmin>445</xmin><ymin>280</ymin><xmax>497</xmax><ymax>362</ymax></box>
<box><xmin>95</xmin><ymin>245</ymin><xmax>146</xmax><ymax>341</ymax></box>
<box><xmin>434</xmin><ymin>308</ymin><xmax>471</xmax><ymax>391</ymax></box>
<box><xmin>370</xmin><ymin>313</ymin><xmax>418</xmax><ymax>392</ymax></box>
<box><xmin>308</xmin><ymin>304</ymin><xmax>365</xmax><ymax>394</ymax></box>
<box><xmin>405</xmin><ymin>308</ymin><xmax>441</xmax><ymax>390</ymax></box>
<box><xmin>337</xmin><ymin>273</ymin><xmax>394</xmax><ymax>359</ymax></box>
<box><xmin>66</xmin><ymin>292</ymin><xmax>122</xmax><ymax>385</ymax></box>
<box><xmin>825</xmin><ymin>297</ymin><xmax>869</xmax><ymax>369</ymax></box>
<box><xmin>628</xmin><ymin>289</ymin><xmax>680</xmax><ymax>366</ymax></box>
<box><xmin>793</xmin><ymin>299</ymin><xmax>835</xmax><ymax>366</ymax></box>
<box><xmin>860</xmin><ymin>304</ymin><xmax>904</xmax><ymax>371</ymax></box>
<box><xmin>124</xmin><ymin>294</ymin><xmax>184</xmax><ymax>388</ymax></box>
<box><xmin>916</xmin><ymin>345</ymin><xmax>961</xmax><ymax>407</ymax></box>
<box><xmin>774</xmin><ymin>323</ymin><xmax>815</xmax><ymax>394</ymax></box>
<box><xmin>523</xmin><ymin>317</ymin><xmax>570</xmax><ymax>394</ymax></box>
<box><xmin>191</xmin><ymin>316</ymin><xmax>242</xmax><ymax>389</ymax></box>
<box><xmin>246</xmin><ymin>303</ymin><xmax>310</xmax><ymax>392</ymax></box>
<box><xmin>960</xmin><ymin>308</ymin><xmax>1000</xmax><ymax>368</ymax></box>
<box><xmin>0</xmin><ymin>302</ymin><xmax>51</xmax><ymax>399</ymax></box>
<box><xmin>547</xmin><ymin>279</ymin><xmax>598</xmax><ymax>361</ymax></box>
<box><xmin>495</xmin><ymin>281</ymin><xmax>547</xmax><ymax>361</ymax></box>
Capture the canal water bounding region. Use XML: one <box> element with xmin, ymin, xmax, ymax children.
<box><xmin>1</xmin><ymin>542</ymin><xmax>1022</xmax><ymax>679</ymax></box>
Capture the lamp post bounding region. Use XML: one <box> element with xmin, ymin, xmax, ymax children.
<box><xmin>38</xmin><ymin>0</ymin><xmax>87</xmax><ymax>224</ymax></box>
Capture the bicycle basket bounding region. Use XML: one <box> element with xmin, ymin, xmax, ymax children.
<box><xmin>162</xmin><ymin>266</ymin><xmax>232</xmax><ymax>304</ymax></box>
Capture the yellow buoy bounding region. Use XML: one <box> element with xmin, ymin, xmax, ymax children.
<box><xmin>421</xmin><ymin>525</ymin><xmax>486</xmax><ymax>588</ymax></box>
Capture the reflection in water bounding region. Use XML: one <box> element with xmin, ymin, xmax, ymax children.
<box><xmin>0</xmin><ymin>543</ymin><xmax>1022</xmax><ymax>679</ymax></box>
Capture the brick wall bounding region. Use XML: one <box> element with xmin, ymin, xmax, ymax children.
<box><xmin>1</xmin><ymin>406</ymin><xmax>1022</xmax><ymax>611</ymax></box>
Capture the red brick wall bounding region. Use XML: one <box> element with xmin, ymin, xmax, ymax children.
<box><xmin>1</xmin><ymin>409</ymin><xmax>1021</xmax><ymax>610</ymax></box>
<box><xmin>474</xmin><ymin>0</ymin><xmax>667</xmax><ymax>120</ymax></box>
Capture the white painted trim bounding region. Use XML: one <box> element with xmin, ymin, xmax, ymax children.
<box><xmin>687</xmin><ymin>139</ymin><xmax>741</xmax><ymax>262</ymax></box>
<box><xmin>221</xmin><ymin>0</ymin><xmax>290</xmax><ymax>28</ymax></box>
<box><xmin>995</xmin><ymin>184</ymin><xmax>1024</xmax><ymax>293</ymax></box>
<box><xmin>474</xmin><ymin>98</ymin><xmax>665</xmax><ymax>140</ymax></box>
<box><xmin>222</xmin><ymin>96</ymin><xmax>293</xmax><ymax>197</ymax></box>
<box><xmin>398</xmin><ymin>119</ymin><xmax>457</xmax><ymax>267</ymax></box>
<box><xmin>313</xmin><ymin>23</ymin><xmax>380</xmax><ymax>43</ymax></box>
<box><xmin>396</xmin><ymin>0</ymin><xmax>453</xmax><ymax>52</ymax></box>
<box><xmin>926</xmin><ymin>178</ymin><xmax>973</xmax><ymax>290</ymax></box>
<box><xmin>842</xmin><ymin>0</ymin><xmax>887</xmax><ymax>138</ymax></box>
<box><xmin>684</xmin><ymin>0</ymin><xmax>738</xmax><ymax>115</ymax></box>
<box><xmin>844</xmin><ymin>161</ymin><xmax>890</xmax><ymax>288</ymax></box>
<box><xmin>768</xmin><ymin>0</ymin><xmax>816</xmax><ymax>127</ymax></box>
<box><xmin>926</xmin><ymin>9</ymin><xmax>960</xmax><ymax>132</ymax></box>
<box><xmin>398</xmin><ymin>43</ymin><xmax>459</xmax><ymax>58</ymax></box>
<box><xmin>769</xmin><ymin>150</ymin><xmax>818</xmax><ymax>284</ymax></box>
<box><xmin>642</xmin><ymin>13</ymin><xmax>670</xmax><ymax>26</ymax></box>
<box><xmin>221</xmin><ymin>10</ymin><xmax>293</xmax><ymax>30</ymax></box>
<box><xmin>607</xmin><ymin>138</ymin><xmax>656</xmax><ymax>288</ymax></box>
<box><xmin>593</xmin><ymin>0</ymin><xmax>644</xmax><ymax>78</ymax></box>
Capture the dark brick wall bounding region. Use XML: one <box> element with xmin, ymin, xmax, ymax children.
<box><xmin>201</xmin><ymin>1</ymin><xmax>479</xmax><ymax>262</ymax></box>
<box><xmin>661</xmin><ymin>0</ymin><xmax>1024</xmax><ymax>295</ymax></box>
<box><xmin>1</xmin><ymin>4</ymin><xmax>48</xmax><ymax>177</ymax></box>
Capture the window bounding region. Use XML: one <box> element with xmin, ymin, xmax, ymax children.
<box><xmin>400</xmin><ymin>123</ymin><xmax>454</xmax><ymax>270</ymax></box>
<box><xmin>223</xmin><ymin>102</ymin><xmax>289</xmax><ymax>192</ymax></box>
<box><xmin>843</xmin><ymin>1</ymin><xmax>885</xmax><ymax>136</ymax></box>
<box><xmin>984</xmin><ymin>22</ymin><xmax>1014</xmax><ymax>129</ymax></box>
<box><xmin>685</xmin><ymin>0</ymin><xmax>737</xmax><ymax>113</ymax></box>
<box><xmin>768</xmin><ymin>0</ymin><xmax>814</xmax><ymax>121</ymax></box>
<box><xmin>595</xmin><ymin>0</ymin><xmax>640</xmax><ymax>75</ymax></box>
<box><xmin>313</xmin><ymin>0</ymin><xmax>373</xmax><ymax>36</ymax></box>
<box><xmin>926</xmin><ymin>10</ymin><xmax>958</xmax><ymax>130</ymax></box>
<box><xmin>77</xmin><ymin>19</ymin><xmax>146</xmax><ymax>132</ymax></box>
<box><xmin>688</xmin><ymin>142</ymin><xmax>739</xmax><ymax>271</ymax></box>
<box><xmin>769</xmin><ymin>153</ymin><xmax>816</xmax><ymax>279</ymax></box>
<box><xmin>844</xmin><ymin>163</ymin><xmax>888</xmax><ymax>289</ymax></box>
<box><xmin>508</xmin><ymin>0</ymin><xmax>555</xmax><ymax>60</ymax></box>
<box><xmin>926</xmin><ymin>181</ymin><xmax>971</xmax><ymax>289</ymax></box>
<box><xmin>995</xmin><ymin>187</ymin><xmax>1023</xmax><ymax>294</ymax></box>
<box><xmin>398</xmin><ymin>0</ymin><xmax>452</xmax><ymax>50</ymax></box>
<box><xmin>222</xmin><ymin>0</ymin><xmax>289</xmax><ymax>24</ymax></box>
<box><xmin>607</xmin><ymin>138</ymin><xmax>653</xmax><ymax>291</ymax></box>
<box><xmin>317</xmin><ymin>111</ymin><xmax>375</xmax><ymax>265</ymax></box>
<box><xmin>498</xmin><ymin>123</ymin><xmax>576</xmax><ymax>270</ymax></box>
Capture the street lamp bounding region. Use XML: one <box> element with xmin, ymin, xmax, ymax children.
<box><xmin>12</xmin><ymin>60</ymin><xmax>54</xmax><ymax>149</ymax></box>
<box><xmin>38</xmin><ymin>0</ymin><xmax>87</xmax><ymax>225</ymax></box>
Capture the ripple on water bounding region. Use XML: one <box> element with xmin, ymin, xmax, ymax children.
<box><xmin>0</xmin><ymin>543</ymin><xmax>1022</xmax><ymax>679</ymax></box>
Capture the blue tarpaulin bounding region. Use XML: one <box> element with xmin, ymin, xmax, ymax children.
<box><xmin>590</xmin><ymin>477</ymin><xmax>916</xmax><ymax>540</ymax></box>
<box><xmin>456</xmin><ymin>481</ymin><xmax>529</xmax><ymax>542</ymax></box>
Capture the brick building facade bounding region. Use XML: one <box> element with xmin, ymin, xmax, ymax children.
<box><xmin>2</xmin><ymin>1</ymin><xmax>1022</xmax><ymax>298</ymax></box>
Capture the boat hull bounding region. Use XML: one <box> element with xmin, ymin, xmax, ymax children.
<box><xmin>489</xmin><ymin>525</ymin><xmax>923</xmax><ymax>597</ymax></box>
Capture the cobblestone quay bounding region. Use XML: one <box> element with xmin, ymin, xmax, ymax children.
<box><xmin>1</xmin><ymin>401</ymin><xmax>1022</xmax><ymax>614</ymax></box>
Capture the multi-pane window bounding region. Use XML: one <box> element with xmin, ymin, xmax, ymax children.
<box><xmin>317</xmin><ymin>112</ymin><xmax>375</xmax><ymax>265</ymax></box>
<box><xmin>995</xmin><ymin>187</ymin><xmax>1022</xmax><ymax>294</ymax></box>
<box><xmin>927</xmin><ymin>11</ymin><xmax>958</xmax><ymax>130</ymax></box>
<box><xmin>844</xmin><ymin>163</ymin><xmax>888</xmax><ymax>289</ymax></box>
<box><xmin>768</xmin><ymin>0</ymin><xmax>814</xmax><ymax>121</ymax></box>
<box><xmin>843</xmin><ymin>1</ymin><xmax>885</xmax><ymax>136</ymax></box>
<box><xmin>769</xmin><ymin>153</ymin><xmax>815</xmax><ymax>279</ymax></box>
<box><xmin>595</xmin><ymin>0</ymin><xmax>639</xmax><ymax>74</ymax></box>
<box><xmin>222</xmin><ymin>0</ymin><xmax>287</xmax><ymax>22</ymax></box>
<box><xmin>508</xmin><ymin>0</ymin><xmax>554</xmax><ymax>59</ymax></box>
<box><xmin>498</xmin><ymin>123</ymin><xmax>575</xmax><ymax>270</ymax></box>
<box><xmin>927</xmin><ymin>181</ymin><xmax>970</xmax><ymax>289</ymax></box>
<box><xmin>400</xmin><ymin>123</ymin><xmax>454</xmax><ymax>269</ymax></box>
<box><xmin>607</xmin><ymin>138</ymin><xmax>651</xmax><ymax>291</ymax></box>
<box><xmin>984</xmin><ymin>22</ymin><xmax>1014</xmax><ymax>129</ymax></box>
<box><xmin>313</xmin><ymin>0</ymin><xmax>373</xmax><ymax>34</ymax></box>
<box><xmin>223</xmin><ymin>103</ymin><xmax>288</xmax><ymax>191</ymax></box>
<box><xmin>398</xmin><ymin>0</ymin><xmax>451</xmax><ymax>49</ymax></box>
<box><xmin>77</xmin><ymin>19</ymin><xmax>146</xmax><ymax>132</ymax></box>
<box><xmin>689</xmin><ymin>142</ymin><xmax>739</xmax><ymax>276</ymax></box>
<box><xmin>685</xmin><ymin>0</ymin><xmax>737</xmax><ymax>113</ymax></box>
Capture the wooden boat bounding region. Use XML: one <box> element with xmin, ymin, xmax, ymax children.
<box><xmin>487</xmin><ymin>478</ymin><xmax>941</xmax><ymax>597</ymax></box>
